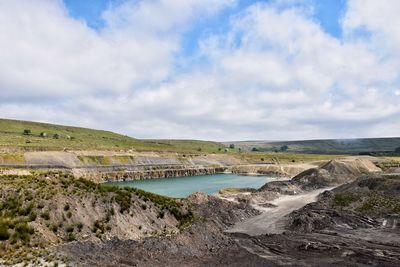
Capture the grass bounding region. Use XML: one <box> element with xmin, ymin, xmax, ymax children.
<box><xmin>333</xmin><ymin>191</ymin><xmax>400</xmax><ymax>216</ymax></box>
<box><xmin>234</xmin><ymin>152</ymin><xmax>344</xmax><ymax>163</ymax></box>
<box><xmin>0</xmin><ymin>118</ymin><xmax>225</xmax><ymax>153</ymax></box>
<box><xmin>229</xmin><ymin>138</ymin><xmax>400</xmax><ymax>154</ymax></box>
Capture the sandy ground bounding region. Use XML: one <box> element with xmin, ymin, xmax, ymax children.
<box><xmin>226</xmin><ymin>187</ymin><xmax>333</xmax><ymax>236</ymax></box>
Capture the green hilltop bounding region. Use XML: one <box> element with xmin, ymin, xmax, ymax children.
<box><xmin>0</xmin><ymin>118</ymin><xmax>225</xmax><ymax>153</ymax></box>
<box><xmin>228</xmin><ymin>138</ymin><xmax>400</xmax><ymax>155</ymax></box>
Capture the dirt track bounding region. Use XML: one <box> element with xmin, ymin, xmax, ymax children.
<box><xmin>226</xmin><ymin>188</ymin><xmax>333</xmax><ymax>235</ymax></box>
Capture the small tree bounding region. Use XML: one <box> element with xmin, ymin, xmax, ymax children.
<box><xmin>53</xmin><ymin>133</ymin><xmax>59</xmax><ymax>139</ymax></box>
<box><xmin>229</xmin><ymin>144</ymin><xmax>235</xmax><ymax>149</ymax></box>
<box><xmin>252</xmin><ymin>147</ymin><xmax>259</xmax><ymax>152</ymax></box>
<box><xmin>197</xmin><ymin>147</ymin><xmax>202</xmax><ymax>152</ymax></box>
<box><xmin>23</xmin><ymin>129</ymin><xmax>31</xmax><ymax>135</ymax></box>
<box><xmin>280</xmin><ymin>145</ymin><xmax>289</xmax><ymax>152</ymax></box>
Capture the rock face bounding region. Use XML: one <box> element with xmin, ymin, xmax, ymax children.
<box><xmin>58</xmin><ymin>193</ymin><xmax>274</xmax><ymax>267</ymax></box>
<box><xmin>1</xmin><ymin>150</ymin><xmax>321</xmax><ymax>182</ymax></box>
<box><xmin>75</xmin><ymin>166</ymin><xmax>228</xmax><ymax>183</ymax></box>
<box><xmin>230</xmin><ymin>163</ymin><xmax>315</xmax><ymax>177</ymax></box>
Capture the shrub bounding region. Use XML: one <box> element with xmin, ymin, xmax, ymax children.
<box><xmin>158</xmin><ymin>211</ymin><xmax>165</xmax><ymax>219</ymax></box>
<box><xmin>28</xmin><ymin>212</ymin><xmax>37</xmax><ymax>222</ymax></box>
<box><xmin>23</xmin><ymin>129</ymin><xmax>31</xmax><ymax>135</ymax></box>
<box><xmin>76</xmin><ymin>223</ymin><xmax>83</xmax><ymax>232</ymax></box>
<box><xmin>41</xmin><ymin>211</ymin><xmax>50</xmax><ymax>220</ymax></box>
<box><xmin>65</xmin><ymin>225</ymin><xmax>74</xmax><ymax>233</ymax></box>
<box><xmin>13</xmin><ymin>223</ymin><xmax>34</xmax><ymax>243</ymax></box>
<box><xmin>50</xmin><ymin>224</ymin><xmax>58</xmax><ymax>233</ymax></box>
<box><xmin>66</xmin><ymin>211</ymin><xmax>72</xmax><ymax>219</ymax></box>
<box><xmin>0</xmin><ymin>222</ymin><xmax>10</xmax><ymax>241</ymax></box>
<box><xmin>66</xmin><ymin>233</ymin><xmax>75</xmax><ymax>241</ymax></box>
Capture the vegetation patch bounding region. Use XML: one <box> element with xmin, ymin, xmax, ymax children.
<box><xmin>0</xmin><ymin>172</ymin><xmax>192</xmax><ymax>265</ymax></box>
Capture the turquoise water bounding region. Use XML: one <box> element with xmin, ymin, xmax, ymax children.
<box><xmin>107</xmin><ymin>174</ymin><xmax>271</xmax><ymax>198</ymax></box>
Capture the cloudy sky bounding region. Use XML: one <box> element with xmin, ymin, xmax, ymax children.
<box><xmin>0</xmin><ymin>0</ymin><xmax>399</xmax><ymax>141</ymax></box>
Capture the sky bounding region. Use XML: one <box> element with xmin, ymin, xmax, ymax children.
<box><xmin>0</xmin><ymin>0</ymin><xmax>399</xmax><ymax>141</ymax></box>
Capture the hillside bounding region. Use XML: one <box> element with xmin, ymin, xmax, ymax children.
<box><xmin>0</xmin><ymin>118</ymin><xmax>225</xmax><ymax>153</ymax></box>
<box><xmin>227</xmin><ymin>138</ymin><xmax>400</xmax><ymax>154</ymax></box>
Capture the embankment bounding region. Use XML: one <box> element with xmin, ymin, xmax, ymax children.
<box><xmin>0</xmin><ymin>150</ymin><xmax>320</xmax><ymax>182</ymax></box>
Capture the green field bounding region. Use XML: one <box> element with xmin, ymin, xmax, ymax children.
<box><xmin>228</xmin><ymin>138</ymin><xmax>400</xmax><ymax>155</ymax></box>
<box><xmin>235</xmin><ymin>152</ymin><xmax>345</xmax><ymax>163</ymax></box>
<box><xmin>0</xmin><ymin>118</ymin><xmax>225</xmax><ymax>153</ymax></box>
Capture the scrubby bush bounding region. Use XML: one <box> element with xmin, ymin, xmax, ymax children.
<box><xmin>65</xmin><ymin>225</ymin><xmax>74</xmax><ymax>233</ymax></box>
<box><xmin>0</xmin><ymin>221</ymin><xmax>10</xmax><ymax>240</ymax></box>
<box><xmin>40</xmin><ymin>211</ymin><xmax>50</xmax><ymax>220</ymax></box>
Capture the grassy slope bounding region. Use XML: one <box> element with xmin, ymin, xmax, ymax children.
<box><xmin>229</xmin><ymin>138</ymin><xmax>400</xmax><ymax>154</ymax></box>
<box><xmin>0</xmin><ymin>172</ymin><xmax>192</xmax><ymax>265</ymax></box>
<box><xmin>0</xmin><ymin>119</ymin><xmax>225</xmax><ymax>153</ymax></box>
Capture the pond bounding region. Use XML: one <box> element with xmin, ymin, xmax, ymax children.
<box><xmin>107</xmin><ymin>173</ymin><xmax>273</xmax><ymax>198</ymax></box>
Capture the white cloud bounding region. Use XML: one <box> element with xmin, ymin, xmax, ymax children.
<box><xmin>0</xmin><ymin>0</ymin><xmax>399</xmax><ymax>141</ymax></box>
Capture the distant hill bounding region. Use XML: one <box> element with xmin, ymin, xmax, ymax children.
<box><xmin>0</xmin><ymin>118</ymin><xmax>224</xmax><ymax>152</ymax></box>
<box><xmin>226</xmin><ymin>138</ymin><xmax>400</xmax><ymax>155</ymax></box>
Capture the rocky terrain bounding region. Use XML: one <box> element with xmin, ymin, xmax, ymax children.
<box><xmin>48</xmin><ymin>157</ymin><xmax>399</xmax><ymax>267</ymax></box>
<box><xmin>1</xmin><ymin>156</ymin><xmax>399</xmax><ymax>266</ymax></box>
<box><xmin>231</xmin><ymin>174</ymin><xmax>400</xmax><ymax>266</ymax></box>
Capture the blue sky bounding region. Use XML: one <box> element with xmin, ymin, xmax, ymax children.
<box><xmin>0</xmin><ymin>0</ymin><xmax>399</xmax><ymax>140</ymax></box>
<box><xmin>64</xmin><ymin>0</ymin><xmax>346</xmax><ymax>52</ymax></box>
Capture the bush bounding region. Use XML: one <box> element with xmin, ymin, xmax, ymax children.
<box><xmin>28</xmin><ymin>212</ymin><xmax>37</xmax><ymax>222</ymax></box>
<box><xmin>23</xmin><ymin>129</ymin><xmax>31</xmax><ymax>135</ymax></box>
<box><xmin>0</xmin><ymin>222</ymin><xmax>10</xmax><ymax>241</ymax></box>
<box><xmin>158</xmin><ymin>211</ymin><xmax>165</xmax><ymax>219</ymax></box>
<box><xmin>12</xmin><ymin>223</ymin><xmax>34</xmax><ymax>243</ymax></box>
<box><xmin>50</xmin><ymin>224</ymin><xmax>58</xmax><ymax>233</ymax></box>
<box><xmin>76</xmin><ymin>223</ymin><xmax>83</xmax><ymax>231</ymax></box>
<box><xmin>66</xmin><ymin>233</ymin><xmax>75</xmax><ymax>241</ymax></box>
<box><xmin>41</xmin><ymin>211</ymin><xmax>50</xmax><ymax>220</ymax></box>
<box><xmin>65</xmin><ymin>225</ymin><xmax>74</xmax><ymax>233</ymax></box>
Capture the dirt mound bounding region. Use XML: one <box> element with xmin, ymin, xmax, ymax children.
<box><xmin>292</xmin><ymin>158</ymin><xmax>381</xmax><ymax>190</ymax></box>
